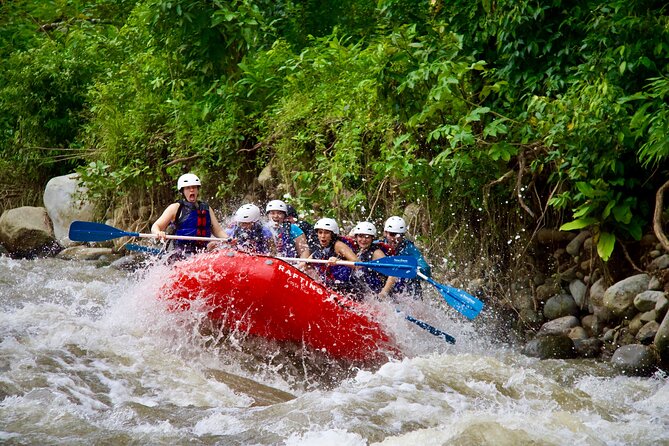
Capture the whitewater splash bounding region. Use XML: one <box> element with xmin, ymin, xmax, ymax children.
<box><xmin>1</xmin><ymin>255</ymin><xmax>668</xmax><ymax>445</ymax></box>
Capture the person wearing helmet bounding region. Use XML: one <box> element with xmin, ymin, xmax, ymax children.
<box><xmin>151</xmin><ymin>173</ymin><xmax>226</xmax><ymax>255</ymax></box>
<box><xmin>310</xmin><ymin>217</ymin><xmax>362</xmax><ymax>299</ymax></box>
<box><xmin>383</xmin><ymin>215</ymin><xmax>431</xmax><ymax>299</ymax></box>
<box><xmin>224</xmin><ymin>204</ymin><xmax>275</xmax><ymax>255</ymax></box>
<box><xmin>265</xmin><ymin>199</ymin><xmax>310</xmax><ymax>259</ymax></box>
<box><xmin>351</xmin><ymin>221</ymin><xmax>396</xmax><ymax>298</ymax></box>
<box><xmin>286</xmin><ymin>204</ymin><xmax>319</xmax><ymax>253</ymax></box>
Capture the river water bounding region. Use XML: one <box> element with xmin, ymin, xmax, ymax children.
<box><xmin>1</xmin><ymin>255</ymin><xmax>668</xmax><ymax>445</ymax></box>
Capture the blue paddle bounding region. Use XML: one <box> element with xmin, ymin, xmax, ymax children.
<box><xmin>401</xmin><ymin>312</ymin><xmax>456</xmax><ymax>344</ymax></box>
<box><xmin>417</xmin><ymin>271</ymin><xmax>483</xmax><ymax>320</ymax></box>
<box><xmin>124</xmin><ymin>243</ymin><xmax>164</xmax><ymax>256</ymax></box>
<box><xmin>69</xmin><ymin>221</ymin><xmax>229</xmax><ymax>243</ymax></box>
<box><xmin>277</xmin><ymin>255</ymin><xmax>418</xmax><ymax>279</ymax></box>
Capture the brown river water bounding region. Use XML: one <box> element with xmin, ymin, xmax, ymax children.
<box><xmin>1</xmin><ymin>256</ymin><xmax>668</xmax><ymax>445</ymax></box>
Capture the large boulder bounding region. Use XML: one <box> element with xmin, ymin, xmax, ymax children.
<box><xmin>43</xmin><ymin>173</ymin><xmax>95</xmax><ymax>246</ymax></box>
<box><xmin>655</xmin><ymin>310</ymin><xmax>669</xmax><ymax>367</ymax></box>
<box><xmin>523</xmin><ymin>335</ymin><xmax>576</xmax><ymax>359</ymax></box>
<box><xmin>610</xmin><ymin>344</ymin><xmax>658</xmax><ymax>376</ymax></box>
<box><xmin>0</xmin><ymin>206</ymin><xmax>57</xmax><ymax>257</ymax></box>
<box><xmin>602</xmin><ymin>274</ymin><xmax>650</xmax><ymax>318</ymax></box>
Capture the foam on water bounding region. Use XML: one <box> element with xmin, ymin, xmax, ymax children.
<box><xmin>1</xmin><ymin>255</ymin><xmax>669</xmax><ymax>445</ymax></box>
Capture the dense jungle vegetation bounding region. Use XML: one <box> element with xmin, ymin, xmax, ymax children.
<box><xmin>1</xmin><ymin>0</ymin><xmax>669</xmax><ymax>285</ymax></box>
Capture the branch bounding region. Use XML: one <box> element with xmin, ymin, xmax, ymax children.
<box><xmin>654</xmin><ymin>178</ymin><xmax>669</xmax><ymax>252</ymax></box>
<box><xmin>164</xmin><ymin>154</ymin><xmax>201</xmax><ymax>168</ymax></box>
<box><xmin>516</xmin><ymin>153</ymin><xmax>536</xmax><ymax>218</ymax></box>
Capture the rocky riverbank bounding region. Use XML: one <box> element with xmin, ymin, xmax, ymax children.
<box><xmin>511</xmin><ymin>228</ymin><xmax>669</xmax><ymax>376</ymax></box>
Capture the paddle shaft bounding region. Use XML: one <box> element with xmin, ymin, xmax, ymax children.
<box><xmin>277</xmin><ymin>256</ymin><xmax>415</xmax><ymax>270</ymax></box>
<box><xmin>404</xmin><ymin>313</ymin><xmax>456</xmax><ymax>344</ymax></box>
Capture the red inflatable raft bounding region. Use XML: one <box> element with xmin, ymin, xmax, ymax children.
<box><xmin>161</xmin><ymin>250</ymin><xmax>397</xmax><ymax>362</ymax></box>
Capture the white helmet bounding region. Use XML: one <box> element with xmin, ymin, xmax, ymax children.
<box><xmin>314</xmin><ymin>217</ymin><xmax>340</xmax><ymax>235</ymax></box>
<box><xmin>234</xmin><ymin>204</ymin><xmax>261</xmax><ymax>223</ymax></box>
<box><xmin>384</xmin><ymin>216</ymin><xmax>407</xmax><ymax>234</ymax></box>
<box><xmin>266</xmin><ymin>199</ymin><xmax>288</xmax><ymax>213</ymax></box>
<box><xmin>177</xmin><ymin>173</ymin><xmax>201</xmax><ymax>191</ymax></box>
<box><xmin>352</xmin><ymin>221</ymin><xmax>377</xmax><ymax>236</ymax></box>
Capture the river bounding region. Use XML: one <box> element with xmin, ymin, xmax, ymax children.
<box><xmin>1</xmin><ymin>255</ymin><xmax>668</xmax><ymax>445</ymax></box>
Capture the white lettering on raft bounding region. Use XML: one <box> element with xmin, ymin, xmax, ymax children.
<box><xmin>277</xmin><ymin>263</ymin><xmax>324</xmax><ymax>295</ymax></box>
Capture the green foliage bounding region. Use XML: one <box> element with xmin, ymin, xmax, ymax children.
<box><xmin>3</xmin><ymin>0</ymin><xmax>669</xmax><ymax>266</ymax></box>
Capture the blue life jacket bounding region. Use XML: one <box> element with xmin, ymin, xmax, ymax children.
<box><xmin>171</xmin><ymin>200</ymin><xmax>211</xmax><ymax>253</ymax></box>
<box><xmin>389</xmin><ymin>238</ymin><xmax>429</xmax><ymax>299</ymax></box>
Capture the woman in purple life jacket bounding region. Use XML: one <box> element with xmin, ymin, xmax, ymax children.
<box><xmin>309</xmin><ymin>217</ymin><xmax>363</xmax><ymax>300</ymax></box>
<box><xmin>351</xmin><ymin>221</ymin><xmax>396</xmax><ymax>299</ymax></box>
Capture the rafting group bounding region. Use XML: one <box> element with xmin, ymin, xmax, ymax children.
<box><xmin>150</xmin><ymin>173</ymin><xmax>432</xmax><ymax>301</ymax></box>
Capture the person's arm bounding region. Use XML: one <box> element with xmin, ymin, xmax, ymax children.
<box><xmin>373</xmin><ymin>248</ymin><xmax>396</xmax><ymax>297</ymax></box>
<box><xmin>294</xmin><ymin>233</ymin><xmax>311</xmax><ymax>259</ymax></box>
<box><xmin>151</xmin><ymin>203</ymin><xmax>179</xmax><ymax>240</ymax></box>
<box><xmin>208</xmin><ymin>208</ymin><xmax>226</xmax><ymax>239</ymax></box>
<box><xmin>335</xmin><ymin>240</ymin><xmax>359</xmax><ymax>262</ymax></box>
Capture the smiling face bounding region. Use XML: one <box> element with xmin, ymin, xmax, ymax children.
<box><xmin>268</xmin><ymin>210</ymin><xmax>286</xmax><ymax>226</ymax></box>
<box><xmin>181</xmin><ymin>185</ymin><xmax>200</xmax><ymax>203</ymax></box>
<box><xmin>316</xmin><ymin>229</ymin><xmax>334</xmax><ymax>247</ymax></box>
<box><xmin>355</xmin><ymin>234</ymin><xmax>373</xmax><ymax>249</ymax></box>
<box><xmin>384</xmin><ymin>231</ymin><xmax>403</xmax><ymax>248</ymax></box>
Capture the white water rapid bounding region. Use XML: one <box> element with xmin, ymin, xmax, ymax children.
<box><xmin>1</xmin><ymin>255</ymin><xmax>668</xmax><ymax>445</ymax></box>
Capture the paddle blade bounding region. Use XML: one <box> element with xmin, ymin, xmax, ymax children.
<box><xmin>69</xmin><ymin>221</ymin><xmax>138</xmax><ymax>242</ymax></box>
<box><xmin>420</xmin><ymin>274</ymin><xmax>483</xmax><ymax>320</ymax></box>
<box><xmin>360</xmin><ymin>256</ymin><xmax>418</xmax><ymax>278</ymax></box>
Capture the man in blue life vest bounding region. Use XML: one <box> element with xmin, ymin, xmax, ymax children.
<box><xmin>383</xmin><ymin>216</ymin><xmax>431</xmax><ymax>299</ymax></box>
<box><xmin>151</xmin><ymin>173</ymin><xmax>226</xmax><ymax>255</ymax></box>
<box><xmin>265</xmin><ymin>199</ymin><xmax>311</xmax><ymax>259</ymax></box>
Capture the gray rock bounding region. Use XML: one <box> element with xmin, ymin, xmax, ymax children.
<box><xmin>568</xmin><ymin>326</ymin><xmax>588</xmax><ymax>341</ymax></box>
<box><xmin>543</xmin><ymin>294</ymin><xmax>579</xmax><ymax>320</ymax></box>
<box><xmin>588</xmin><ymin>278</ymin><xmax>607</xmax><ymax>309</ymax></box>
<box><xmin>656</xmin><ymin>294</ymin><xmax>668</xmax><ymax>317</ymax></box>
<box><xmin>537</xmin><ymin>315</ymin><xmax>580</xmax><ymax>337</ymax></box>
<box><xmin>574</xmin><ymin>338</ymin><xmax>603</xmax><ymax>358</ymax></box>
<box><xmin>569</xmin><ymin>279</ymin><xmax>587</xmax><ymax>308</ymax></box>
<box><xmin>535</xmin><ymin>281</ymin><xmax>561</xmax><ymax>303</ymax></box>
<box><xmin>634</xmin><ymin>290</ymin><xmax>666</xmax><ymax>312</ymax></box>
<box><xmin>636</xmin><ymin>321</ymin><xmax>659</xmax><ymax>345</ymax></box>
<box><xmin>654</xmin><ymin>311</ymin><xmax>669</xmax><ymax>366</ymax></box>
<box><xmin>56</xmin><ymin>246</ymin><xmax>114</xmax><ymax>261</ymax></box>
<box><xmin>628</xmin><ymin>313</ymin><xmax>644</xmax><ymax>335</ymax></box>
<box><xmin>566</xmin><ymin>230</ymin><xmax>590</xmax><ymax>256</ymax></box>
<box><xmin>581</xmin><ymin>314</ymin><xmax>603</xmax><ymax>337</ymax></box>
<box><xmin>0</xmin><ymin>207</ymin><xmax>57</xmax><ymax>256</ymax></box>
<box><xmin>523</xmin><ymin>335</ymin><xmax>576</xmax><ymax>359</ymax></box>
<box><xmin>610</xmin><ymin>344</ymin><xmax>658</xmax><ymax>376</ymax></box>
<box><xmin>648</xmin><ymin>276</ymin><xmax>663</xmax><ymax>291</ymax></box>
<box><xmin>649</xmin><ymin>254</ymin><xmax>669</xmax><ymax>271</ymax></box>
<box><xmin>43</xmin><ymin>173</ymin><xmax>95</xmax><ymax>246</ymax></box>
<box><xmin>603</xmin><ymin>274</ymin><xmax>650</xmax><ymax>318</ymax></box>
